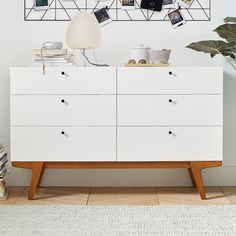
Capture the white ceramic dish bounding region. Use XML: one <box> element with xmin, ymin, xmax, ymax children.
<box><xmin>130</xmin><ymin>44</ymin><xmax>151</xmax><ymax>63</ymax></box>
<box><xmin>148</xmin><ymin>50</ymin><xmax>171</xmax><ymax>64</ymax></box>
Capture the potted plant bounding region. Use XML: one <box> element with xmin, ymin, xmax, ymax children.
<box><xmin>186</xmin><ymin>17</ymin><xmax>236</xmax><ymax>71</ymax></box>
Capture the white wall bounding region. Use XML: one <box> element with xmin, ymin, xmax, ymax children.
<box><xmin>1</xmin><ymin>0</ymin><xmax>236</xmax><ymax>186</ymax></box>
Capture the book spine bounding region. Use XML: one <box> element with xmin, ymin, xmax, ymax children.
<box><xmin>33</xmin><ymin>49</ymin><xmax>67</xmax><ymax>55</ymax></box>
<box><xmin>0</xmin><ymin>152</ymin><xmax>7</xmax><ymax>161</ymax></box>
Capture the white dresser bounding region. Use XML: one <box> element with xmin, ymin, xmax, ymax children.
<box><xmin>10</xmin><ymin>66</ymin><xmax>223</xmax><ymax>200</ymax></box>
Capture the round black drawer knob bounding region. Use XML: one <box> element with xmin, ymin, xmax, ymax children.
<box><xmin>169</xmin><ymin>71</ymin><xmax>173</xmax><ymax>75</ymax></box>
<box><xmin>169</xmin><ymin>99</ymin><xmax>172</xmax><ymax>103</ymax></box>
<box><xmin>61</xmin><ymin>99</ymin><xmax>65</xmax><ymax>103</ymax></box>
<box><xmin>169</xmin><ymin>131</ymin><xmax>172</xmax><ymax>135</ymax></box>
<box><xmin>61</xmin><ymin>71</ymin><xmax>65</xmax><ymax>75</ymax></box>
<box><xmin>61</xmin><ymin>131</ymin><xmax>65</xmax><ymax>135</ymax></box>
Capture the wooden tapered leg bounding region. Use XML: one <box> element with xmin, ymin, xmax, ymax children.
<box><xmin>12</xmin><ymin>161</ymin><xmax>222</xmax><ymax>201</ymax></box>
<box><xmin>190</xmin><ymin>162</ymin><xmax>206</xmax><ymax>200</ymax></box>
<box><xmin>190</xmin><ymin>161</ymin><xmax>222</xmax><ymax>200</ymax></box>
<box><xmin>37</xmin><ymin>166</ymin><xmax>45</xmax><ymax>188</ymax></box>
<box><xmin>28</xmin><ymin>162</ymin><xmax>44</xmax><ymax>200</ymax></box>
<box><xmin>188</xmin><ymin>168</ymin><xmax>196</xmax><ymax>187</ymax></box>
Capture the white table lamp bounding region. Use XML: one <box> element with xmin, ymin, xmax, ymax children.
<box><xmin>66</xmin><ymin>12</ymin><xmax>101</xmax><ymax>66</ymax></box>
<box><xmin>66</xmin><ymin>12</ymin><xmax>101</xmax><ymax>49</ymax></box>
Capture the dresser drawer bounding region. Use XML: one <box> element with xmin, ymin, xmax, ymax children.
<box><xmin>11</xmin><ymin>67</ymin><xmax>116</xmax><ymax>94</ymax></box>
<box><xmin>117</xmin><ymin>67</ymin><xmax>223</xmax><ymax>94</ymax></box>
<box><xmin>11</xmin><ymin>127</ymin><xmax>116</xmax><ymax>161</ymax></box>
<box><xmin>11</xmin><ymin>95</ymin><xmax>116</xmax><ymax>126</ymax></box>
<box><xmin>118</xmin><ymin>95</ymin><xmax>223</xmax><ymax>126</ymax></box>
<box><xmin>117</xmin><ymin>127</ymin><xmax>222</xmax><ymax>161</ymax></box>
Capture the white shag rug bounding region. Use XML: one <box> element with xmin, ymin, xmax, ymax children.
<box><xmin>0</xmin><ymin>205</ymin><xmax>236</xmax><ymax>236</ymax></box>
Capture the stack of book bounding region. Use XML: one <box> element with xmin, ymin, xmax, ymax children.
<box><xmin>0</xmin><ymin>143</ymin><xmax>8</xmax><ymax>200</ymax></box>
<box><xmin>32</xmin><ymin>48</ymin><xmax>74</xmax><ymax>67</ymax></box>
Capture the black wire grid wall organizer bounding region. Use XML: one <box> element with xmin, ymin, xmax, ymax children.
<box><xmin>24</xmin><ymin>0</ymin><xmax>211</xmax><ymax>22</ymax></box>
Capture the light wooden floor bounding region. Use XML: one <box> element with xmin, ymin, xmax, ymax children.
<box><xmin>1</xmin><ymin>187</ymin><xmax>236</xmax><ymax>205</ymax></box>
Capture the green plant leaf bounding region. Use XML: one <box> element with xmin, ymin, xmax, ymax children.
<box><xmin>231</xmin><ymin>47</ymin><xmax>236</xmax><ymax>54</ymax></box>
<box><xmin>221</xmin><ymin>50</ymin><xmax>236</xmax><ymax>59</ymax></box>
<box><xmin>214</xmin><ymin>24</ymin><xmax>236</xmax><ymax>42</ymax></box>
<box><xmin>224</xmin><ymin>17</ymin><xmax>236</xmax><ymax>23</ymax></box>
<box><xmin>186</xmin><ymin>40</ymin><xmax>235</xmax><ymax>58</ymax></box>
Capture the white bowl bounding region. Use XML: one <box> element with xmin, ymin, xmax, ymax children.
<box><xmin>148</xmin><ymin>50</ymin><xmax>171</xmax><ymax>64</ymax></box>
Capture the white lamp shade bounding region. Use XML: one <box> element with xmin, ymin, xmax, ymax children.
<box><xmin>66</xmin><ymin>12</ymin><xmax>101</xmax><ymax>50</ymax></box>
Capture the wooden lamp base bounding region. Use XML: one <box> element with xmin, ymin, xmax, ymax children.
<box><xmin>12</xmin><ymin>161</ymin><xmax>222</xmax><ymax>200</ymax></box>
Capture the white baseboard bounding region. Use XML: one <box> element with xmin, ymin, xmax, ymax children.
<box><xmin>6</xmin><ymin>166</ymin><xmax>236</xmax><ymax>186</ymax></box>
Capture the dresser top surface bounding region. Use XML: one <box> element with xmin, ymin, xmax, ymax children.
<box><xmin>11</xmin><ymin>66</ymin><xmax>223</xmax><ymax>69</ymax></box>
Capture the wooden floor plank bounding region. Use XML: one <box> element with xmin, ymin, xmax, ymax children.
<box><xmin>0</xmin><ymin>187</ymin><xmax>26</xmax><ymax>205</ymax></box>
<box><xmin>220</xmin><ymin>187</ymin><xmax>236</xmax><ymax>204</ymax></box>
<box><xmin>157</xmin><ymin>187</ymin><xmax>230</xmax><ymax>205</ymax></box>
<box><xmin>15</xmin><ymin>187</ymin><xmax>89</xmax><ymax>205</ymax></box>
<box><xmin>87</xmin><ymin>187</ymin><xmax>159</xmax><ymax>206</ymax></box>
<box><xmin>1</xmin><ymin>187</ymin><xmax>234</xmax><ymax>205</ymax></box>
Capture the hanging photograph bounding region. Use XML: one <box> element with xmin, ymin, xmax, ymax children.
<box><xmin>94</xmin><ymin>7</ymin><xmax>112</xmax><ymax>26</ymax></box>
<box><xmin>25</xmin><ymin>0</ymin><xmax>211</xmax><ymax>21</ymax></box>
<box><xmin>121</xmin><ymin>0</ymin><xmax>136</xmax><ymax>9</ymax></box>
<box><xmin>162</xmin><ymin>0</ymin><xmax>175</xmax><ymax>8</ymax></box>
<box><xmin>34</xmin><ymin>0</ymin><xmax>49</xmax><ymax>11</ymax></box>
<box><xmin>140</xmin><ymin>0</ymin><xmax>164</xmax><ymax>12</ymax></box>
<box><xmin>167</xmin><ymin>9</ymin><xmax>186</xmax><ymax>28</ymax></box>
<box><xmin>177</xmin><ymin>0</ymin><xmax>194</xmax><ymax>8</ymax></box>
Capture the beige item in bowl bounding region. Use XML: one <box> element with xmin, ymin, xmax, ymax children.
<box><xmin>128</xmin><ymin>59</ymin><xmax>136</xmax><ymax>64</ymax></box>
<box><xmin>128</xmin><ymin>59</ymin><xmax>147</xmax><ymax>64</ymax></box>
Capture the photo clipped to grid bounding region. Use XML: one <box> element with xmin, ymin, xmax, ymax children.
<box><xmin>24</xmin><ymin>0</ymin><xmax>211</xmax><ymax>22</ymax></box>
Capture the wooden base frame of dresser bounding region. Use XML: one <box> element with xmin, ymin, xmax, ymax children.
<box><xmin>11</xmin><ymin>161</ymin><xmax>222</xmax><ymax>200</ymax></box>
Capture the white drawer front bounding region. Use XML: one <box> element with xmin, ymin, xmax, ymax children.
<box><xmin>11</xmin><ymin>67</ymin><xmax>116</xmax><ymax>94</ymax></box>
<box><xmin>118</xmin><ymin>95</ymin><xmax>223</xmax><ymax>126</ymax></box>
<box><xmin>11</xmin><ymin>95</ymin><xmax>116</xmax><ymax>126</ymax></box>
<box><xmin>11</xmin><ymin>127</ymin><xmax>116</xmax><ymax>161</ymax></box>
<box><xmin>117</xmin><ymin>127</ymin><xmax>222</xmax><ymax>161</ymax></box>
<box><xmin>118</xmin><ymin>67</ymin><xmax>223</xmax><ymax>94</ymax></box>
